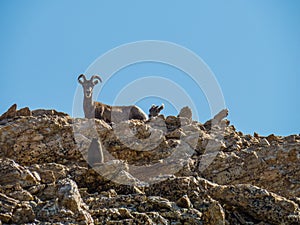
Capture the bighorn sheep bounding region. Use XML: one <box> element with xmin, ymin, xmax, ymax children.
<box><xmin>78</xmin><ymin>74</ymin><xmax>147</xmax><ymax>123</ymax></box>
<box><xmin>149</xmin><ymin>104</ymin><xmax>164</xmax><ymax>119</ymax></box>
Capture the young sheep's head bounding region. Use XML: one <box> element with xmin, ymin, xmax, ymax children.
<box><xmin>78</xmin><ymin>74</ymin><xmax>102</xmax><ymax>98</ymax></box>
<box><xmin>149</xmin><ymin>104</ymin><xmax>164</xmax><ymax>118</ymax></box>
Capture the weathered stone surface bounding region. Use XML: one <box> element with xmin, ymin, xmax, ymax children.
<box><xmin>0</xmin><ymin>193</ymin><xmax>18</xmax><ymax>223</ymax></box>
<box><xmin>176</xmin><ymin>195</ymin><xmax>192</xmax><ymax>208</ymax></box>
<box><xmin>11</xmin><ymin>203</ymin><xmax>35</xmax><ymax>224</ymax></box>
<box><xmin>0</xmin><ymin>104</ymin><xmax>17</xmax><ymax>121</ymax></box>
<box><xmin>208</xmin><ymin>183</ymin><xmax>300</xmax><ymax>225</ymax></box>
<box><xmin>0</xmin><ymin>158</ymin><xmax>39</xmax><ymax>187</ymax></box>
<box><xmin>202</xmin><ymin>197</ymin><xmax>225</xmax><ymax>225</ymax></box>
<box><xmin>0</xmin><ymin>107</ymin><xmax>299</xmax><ymax>224</ymax></box>
<box><xmin>31</xmin><ymin>109</ymin><xmax>69</xmax><ymax>117</ymax></box>
<box><xmin>178</xmin><ymin>106</ymin><xmax>192</xmax><ymax>121</ymax></box>
<box><xmin>0</xmin><ymin>192</ymin><xmax>35</xmax><ymax>224</ymax></box>
<box><xmin>16</xmin><ymin>107</ymin><xmax>31</xmax><ymax>117</ymax></box>
<box><xmin>0</xmin><ymin>104</ymin><xmax>32</xmax><ymax>123</ymax></box>
<box><xmin>36</xmin><ymin>178</ymin><xmax>93</xmax><ymax>224</ymax></box>
<box><xmin>213</xmin><ymin>109</ymin><xmax>228</xmax><ymax>122</ymax></box>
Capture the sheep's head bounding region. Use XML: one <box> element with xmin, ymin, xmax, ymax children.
<box><xmin>149</xmin><ymin>104</ymin><xmax>164</xmax><ymax>118</ymax></box>
<box><xmin>78</xmin><ymin>74</ymin><xmax>102</xmax><ymax>98</ymax></box>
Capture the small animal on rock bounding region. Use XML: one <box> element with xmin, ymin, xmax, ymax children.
<box><xmin>78</xmin><ymin>74</ymin><xmax>147</xmax><ymax>123</ymax></box>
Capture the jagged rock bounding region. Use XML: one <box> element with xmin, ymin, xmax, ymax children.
<box><xmin>202</xmin><ymin>197</ymin><xmax>225</xmax><ymax>225</ymax></box>
<box><xmin>0</xmin><ymin>104</ymin><xmax>17</xmax><ymax>121</ymax></box>
<box><xmin>208</xmin><ymin>183</ymin><xmax>300</xmax><ymax>224</ymax></box>
<box><xmin>260</xmin><ymin>137</ymin><xmax>270</xmax><ymax>146</ymax></box>
<box><xmin>165</xmin><ymin>115</ymin><xmax>181</xmax><ymax>131</ymax></box>
<box><xmin>57</xmin><ymin>178</ymin><xmax>83</xmax><ymax>212</ymax></box>
<box><xmin>178</xmin><ymin>106</ymin><xmax>192</xmax><ymax>121</ymax></box>
<box><xmin>11</xmin><ymin>203</ymin><xmax>35</xmax><ymax>224</ymax></box>
<box><xmin>204</xmin><ymin>109</ymin><xmax>229</xmax><ymax>130</ymax></box>
<box><xmin>0</xmin><ymin>105</ymin><xmax>32</xmax><ymax>124</ymax></box>
<box><xmin>213</xmin><ymin>109</ymin><xmax>228</xmax><ymax>122</ymax></box>
<box><xmin>0</xmin><ymin>107</ymin><xmax>299</xmax><ymax>224</ymax></box>
<box><xmin>176</xmin><ymin>195</ymin><xmax>192</xmax><ymax>208</ymax></box>
<box><xmin>31</xmin><ymin>109</ymin><xmax>69</xmax><ymax>117</ymax></box>
<box><xmin>267</xmin><ymin>133</ymin><xmax>280</xmax><ymax>143</ymax></box>
<box><xmin>37</xmin><ymin>178</ymin><xmax>93</xmax><ymax>224</ymax></box>
<box><xmin>0</xmin><ymin>193</ymin><xmax>18</xmax><ymax>223</ymax></box>
<box><xmin>0</xmin><ymin>193</ymin><xmax>35</xmax><ymax>224</ymax></box>
<box><xmin>0</xmin><ymin>183</ymin><xmax>34</xmax><ymax>201</ymax></box>
<box><xmin>16</xmin><ymin>107</ymin><xmax>31</xmax><ymax>117</ymax></box>
<box><xmin>0</xmin><ymin>158</ymin><xmax>39</xmax><ymax>188</ymax></box>
<box><xmin>285</xmin><ymin>135</ymin><xmax>297</xmax><ymax>143</ymax></box>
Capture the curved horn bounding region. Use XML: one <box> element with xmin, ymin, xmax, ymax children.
<box><xmin>78</xmin><ymin>74</ymin><xmax>86</xmax><ymax>84</ymax></box>
<box><xmin>91</xmin><ymin>75</ymin><xmax>102</xmax><ymax>85</ymax></box>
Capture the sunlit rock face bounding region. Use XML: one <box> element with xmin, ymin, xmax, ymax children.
<box><xmin>0</xmin><ymin>104</ymin><xmax>300</xmax><ymax>224</ymax></box>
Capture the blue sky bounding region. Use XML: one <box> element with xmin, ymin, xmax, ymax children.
<box><xmin>0</xmin><ymin>0</ymin><xmax>299</xmax><ymax>136</ymax></box>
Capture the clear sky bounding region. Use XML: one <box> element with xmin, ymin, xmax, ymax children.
<box><xmin>0</xmin><ymin>0</ymin><xmax>299</xmax><ymax>136</ymax></box>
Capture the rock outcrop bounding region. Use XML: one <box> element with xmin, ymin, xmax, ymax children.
<box><xmin>0</xmin><ymin>104</ymin><xmax>300</xmax><ymax>224</ymax></box>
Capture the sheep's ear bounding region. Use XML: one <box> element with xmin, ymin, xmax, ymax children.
<box><xmin>93</xmin><ymin>80</ymin><xmax>99</xmax><ymax>85</ymax></box>
<box><xmin>78</xmin><ymin>74</ymin><xmax>86</xmax><ymax>84</ymax></box>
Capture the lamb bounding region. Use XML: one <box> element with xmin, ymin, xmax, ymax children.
<box><xmin>78</xmin><ymin>74</ymin><xmax>147</xmax><ymax>123</ymax></box>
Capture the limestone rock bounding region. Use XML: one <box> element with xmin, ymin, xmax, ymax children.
<box><xmin>0</xmin><ymin>158</ymin><xmax>39</xmax><ymax>188</ymax></box>
<box><xmin>208</xmin><ymin>183</ymin><xmax>300</xmax><ymax>224</ymax></box>
<box><xmin>0</xmin><ymin>106</ymin><xmax>299</xmax><ymax>224</ymax></box>
<box><xmin>213</xmin><ymin>109</ymin><xmax>228</xmax><ymax>122</ymax></box>
<box><xmin>178</xmin><ymin>106</ymin><xmax>192</xmax><ymax>121</ymax></box>
<box><xmin>37</xmin><ymin>178</ymin><xmax>93</xmax><ymax>224</ymax></box>
<box><xmin>0</xmin><ymin>104</ymin><xmax>32</xmax><ymax>123</ymax></box>
<box><xmin>0</xmin><ymin>104</ymin><xmax>17</xmax><ymax>121</ymax></box>
<box><xmin>0</xmin><ymin>193</ymin><xmax>35</xmax><ymax>224</ymax></box>
<box><xmin>176</xmin><ymin>195</ymin><xmax>192</xmax><ymax>208</ymax></box>
<box><xmin>165</xmin><ymin>115</ymin><xmax>181</xmax><ymax>131</ymax></box>
<box><xmin>31</xmin><ymin>109</ymin><xmax>69</xmax><ymax>117</ymax></box>
<box><xmin>202</xmin><ymin>197</ymin><xmax>225</xmax><ymax>225</ymax></box>
<box><xmin>0</xmin><ymin>193</ymin><xmax>18</xmax><ymax>223</ymax></box>
<box><xmin>16</xmin><ymin>107</ymin><xmax>31</xmax><ymax>117</ymax></box>
<box><xmin>11</xmin><ymin>203</ymin><xmax>35</xmax><ymax>224</ymax></box>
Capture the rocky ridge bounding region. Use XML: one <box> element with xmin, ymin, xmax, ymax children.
<box><xmin>0</xmin><ymin>104</ymin><xmax>300</xmax><ymax>224</ymax></box>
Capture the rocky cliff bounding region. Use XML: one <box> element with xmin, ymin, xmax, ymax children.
<box><xmin>0</xmin><ymin>105</ymin><xmax>300</xmax><ymax>225</ymax></box>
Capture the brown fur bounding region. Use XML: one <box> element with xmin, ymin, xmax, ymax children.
<box><xmin>78</xmin><ymin>74</ymin><xmax>147</xmax><ymax>123</ymax></box>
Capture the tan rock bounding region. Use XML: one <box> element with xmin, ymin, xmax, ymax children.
<box><xmin>0</xmin><ymin>104</ymin><xmax>17</xmax><ymax>120</ymax></box>
<box><xmin>11</xmin><ymin>204</ymin><xmax>35</xmax><ymax>224</ymax></box>
<box><xmin>0</xmin><ymin>193</ymin><xmax>18</xmax><ymax>222</ymax></box>
<box><xmin>208</xmin><ymin>183</ymin><xmax>300</xmax><ymax>224</ymax></box>
<box><xmin>0</xmin><ymin>158</ymin><xmax>39</xmax><ymax>187</ymax></box>
<box><xmin>176</xmin><ymin>195</ymin><xmax>192</xmax><ymax>208</ymax></box>
<box><xmin>16</xmin><ymin>107</ymin><xmax>31</xmax><ymax>117</ymax></box>
<box><xmin>178</xmin><ymin>106</ymin><xmax>192</xmax><ymax>121</ymax></box>
<box><xmin>202</xmin><ymin>197</ymin><xmax>225</xmax><ymax>225</ymax></box>
<box><xmin>31</xmin><ymin>109</ymin><xmax>69</xmax><ymax>117</ymax></box>
<box><xmin>260</xmin><ymin>138</ymin><xmax>270</xmax><ymax>146</ymax></box>
<box><xmin>267</xmin><ymin>133</ymin><xmax>280</xmax><ymax>142</ymax></box>
<box><xmin>213</xmin><ymin>109</ymin><xmax>228</xmax><ymax>122</ymax></box>
<box><xmin>0</xmin><ymin>107</ymin><xmax>299</xmax><ymax>224</ymax></box>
